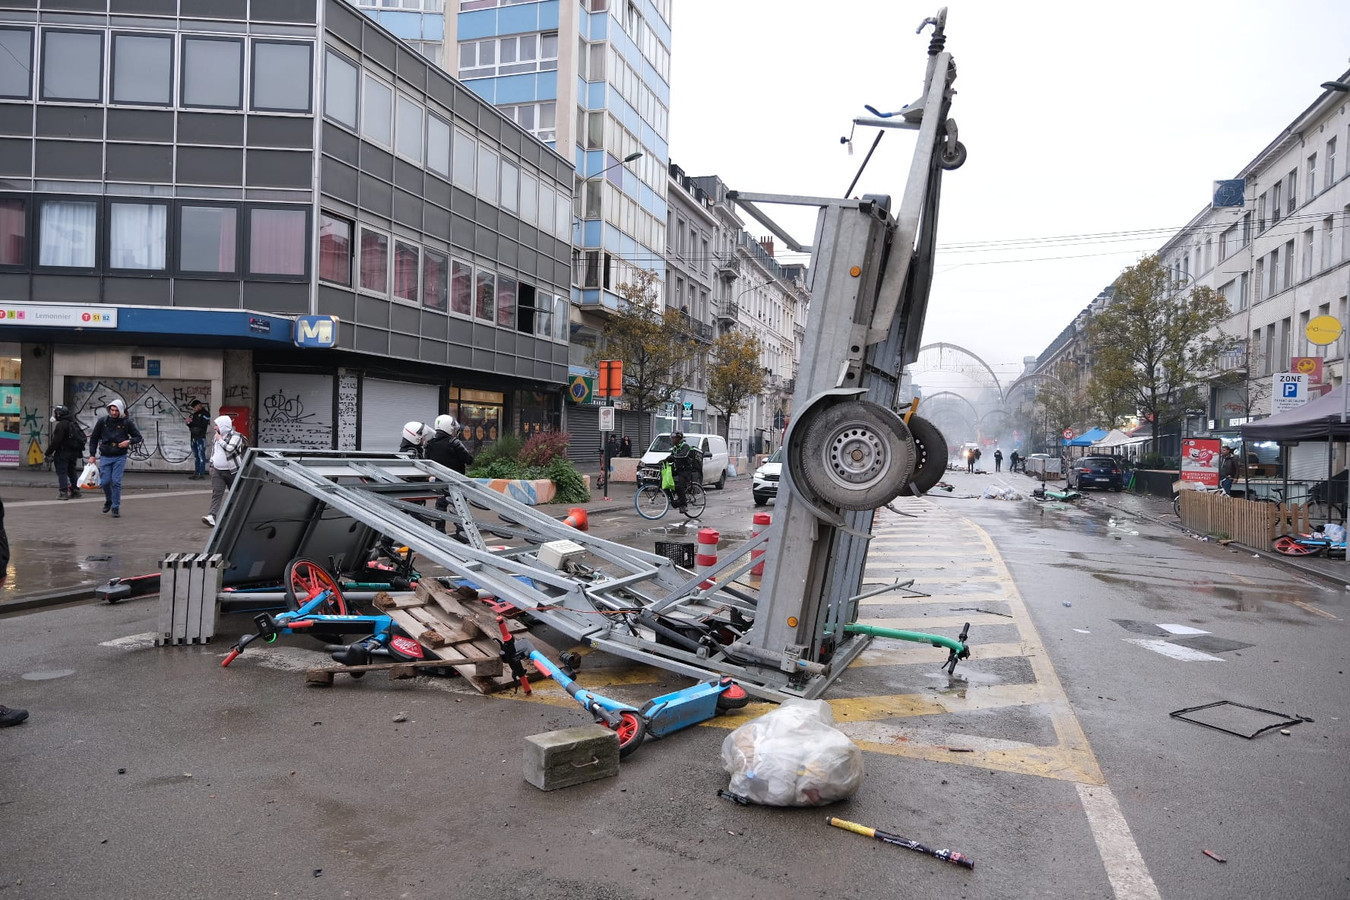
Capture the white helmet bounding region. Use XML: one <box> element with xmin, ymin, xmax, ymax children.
<box><xmin>420</xmin><ymin>423</ymin><xmax>436</xmax><ymax>444</ymax></box>
<box><xmin>434</xmin><ymin>414</ymin><xmax>460</xmax><ymax>436</ymax></box>
<box><xmin>401</xmin><ymin>421</ymin><xmax>427</xmax><ymax>445</ymax></box>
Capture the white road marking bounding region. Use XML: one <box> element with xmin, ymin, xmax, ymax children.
<box><xmin>9</xmin><ymin>489</ymin><xmax>207</xmax><ymax>509</ymax></box>
<box><xmin>1124</xmin><ymin>638</ymin><xmax>1225</xmax><ymax>662</ymax></box>
<box><xmin>1076</xmin><ymin>783</ymin><xmax>1163</xmax><ymax>900</ymax></box>
<box><xmin>99</xmin><ymin>632</ymin><xmax>160</xmax><ymax>650</ymax></box>
<box><xmin>1156</xmin><ymin>623</ymin><xmax>1209</xmax><ymax>635</ymax></box>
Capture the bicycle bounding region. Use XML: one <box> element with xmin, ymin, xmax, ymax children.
<box><xmin>634</xmin><ymin>467</ymin><xmax>706</xmax><ymax>520</ymax></box>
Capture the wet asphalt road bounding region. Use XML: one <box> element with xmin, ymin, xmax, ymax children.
<box><xmin>1</xmin><ymin>467</ymin><xmax>1347</xmax><ymax>899</ymax></box>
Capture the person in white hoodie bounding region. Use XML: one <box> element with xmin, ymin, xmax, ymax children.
<box><xmin>202</xmin><ymin>415</ymin><xmax>247</xmax><ymax>527</ymax></box>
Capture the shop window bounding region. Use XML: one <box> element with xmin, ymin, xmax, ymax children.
<box><xmin>42</xmin><ymin>30</ymin><xmax>102</xmax><ymax>102</ymax></box>
<box><xmin>38</xmin><ymin>199</ymin><xmax>97</xmax><ymax>268</ymax></box>
<box><xmin>496</xmin><ymin>274</ymin><xmax>516</xmax><ymax>329</ymax></box>
<box><xmin>248</xmin><ymin>208</ymin><xmax>307</xmax><ymax>277</ymax></box>
<box><xmin>359</xmin><ymin>227</ymin><xmax>389</xmax><ymax>294</ymax></box>
<box><xmin>423</xmin><ymin>248</ymin><xmax>448</xmax><ymax>311</ymax></box>
<box><xmin>179</xmin><ymin>205</ymin><xmax>237</xmax><ymax>274</ymax></box>
<box><xmin>318</xmin><ymin>213</ymin><xmax>352</xmax><ymax>286</ymax></box>
<box><xmin>450</xmin><ymin>258</ymin><xmax>472</xmax><ymax>316</ymax></box>
<box><xmin>361</xmin><ymin>74</ymin><xmax>393</xmax><ymax>147</ymax></box>
<box><xmin>109</xmin><ymin>201</ymin><xmax>167</xmax><ymax>271</ymax></box>
<box><xmin>0</xmin><ymin>198</ymin><xmax>26</xmax><ymax>266</ymax></box>
<box><xmin>393</xmin><ymin>239</ymin><xmax>419</xmax><ymax>303</ymax></box>
<box><xmin>111</xmin><ymin>33</ymin><xmax>172</xmax><ymax>106</ymax></box>
<box><xmin>182</xmin><ymin>36</ymin><xmax>243</xmax><ymax>109</ymax></box>
<box><xmin>323</xmin><ymin>50</ymin><xmax>358</xmax><ymax>129</ymax></box>
<box><xmin>0</xmin><ymin>28</ymin><xmax>31</xmax><ymax>99</ymax></box>
<box><xmin>475</xmin><ymin>268</ymin><xmax>494</xmax><ymax>322</ymax></box>
<box><xmin>252</xmin><ymin>40</ymin><xmax>312</xmax><ymax>113</ymax></box>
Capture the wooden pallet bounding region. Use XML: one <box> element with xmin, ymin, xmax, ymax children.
<box><xmin>373</xmin><ymin>581</ymin><xmax>548</xmax><ymax>694</ymax></box>
<box><xmin>305</xmin><ymin>655</ymin><xmax>498</xmax><ymax>686</ymax></box>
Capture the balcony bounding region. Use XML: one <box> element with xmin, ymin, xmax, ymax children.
<box><xmin>1216</xmin><ymin>339</ymin><xmax>1248</xmax><ymax>373</ymax></box>
<box><xmin>716</xmin><ymin>300</ymin><xmax>739</xmax><ymax>322</ymax></box>
<box><xmin>714</xmin><ymin>254</ymin><xmax>740</xmax><ymax>280</ymax></box>
<box><xmin>677</xmin><ymin>310</ymin><xmax>713</xmax><ymax>343</ymax></box>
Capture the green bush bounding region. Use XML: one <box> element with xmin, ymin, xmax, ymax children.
<box><xmin>464</xmin><ymin>431</ymin><xmax>590</xmax><ymax>504</ymax></box>
<box><xmin>1138</xmin><ymin>453</ymin><xmax>1168</xmax><ymax>469</ymax></box>
<box><xmin>519</xmin><ymin>431</ymin><xmax>571</xmax><ymax>467</ymax></box>
<box><xmin>467</xmin><ymin>434</ymin><xmax>524</xmax><ymax>478</ymax></box>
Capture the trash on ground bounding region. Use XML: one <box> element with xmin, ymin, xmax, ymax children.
<box><xmin>982</xmin><ymin>485</ymin><xmax>1024</xmax><ymax>501</ymax></box>
<box><xmin>1169</xmin><ymin>700</ymin><xmax>1305</xmax><ymax>739</ymax></box>
<box><xmin>825</xmin><ymin>816</ymin><xmax>974</xmax><ymax>869</ymax></box>
<box><xmin>1202</xmin><ymin>849</ymin><xmax>1227</xmax><ymax>863</ymax></box>
<box><xmin>721</xmin><ymin>700</ymin><xmax>863</xmax><ymax>806</ymax></box>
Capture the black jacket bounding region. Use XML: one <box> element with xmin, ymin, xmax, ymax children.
<box><xmin>398</xmin><ymin>437</ymin><xmax>425</xmax><ymax>459</ymax></box>
<box><xmin>45</xmin><ymin>411</ymin><xmax>83</xmax><ymax>457</ymax></box>
<box><xmin>425</xmin><ymin>431</ymin><xmax>474</xmax><ymax>474</ymax></box>
<box><xmin>187</xmin><ymin>407</ymin><xmax>210</xmax><ymax>440</ymax></box>
<box><xmin>89</xmin><ymin>414</ymin><xmax>143</xmax><ymax>458</ymax></box>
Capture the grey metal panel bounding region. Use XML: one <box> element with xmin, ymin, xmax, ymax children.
<box><xmin>247</xmin><ymin>115</ymin><xmax>313</xmax><ymax>149</ymax></box>
<box><xmin>498</xmin><ymin>216</ymin><xmax>517</xmax><ymax>243</ymax></box>
<box><xmin>392</xmin><ymin>188</ymin><xmax>420</xmax><ymax>231</ymax></box>
<box><xmin>111</xmin><ymin>0</ymin><xmax>177</xmax><ymax>13</ymax></box>
<box><xmin>316</xmin><ymin>284</ymin><xmax>354</xmax><ymax>321</ymax></box>
<box><xmin>246</xmin><ymin>148</ymin><xmax>312</xmax><ymax>188</ymax></box>
<box><xmin>476</xmin><ymin>109</ymin><xmax>500</xmax><ymax>141</ymax></box>
<box><xmin>357</xmin><ymin>172</ymin><xmax>391</xmax><ymax>216</ymax></box>
<box><xmin>357</xmin><ymin>141</ymin><xmax>392</xmax><ymax>180</ymax></box>
<box><xmin>256</xmin><ymin>0</ymin><xmax>317</xmax><ymax>23</ymax></box>
<box><xmin>321</xmin><ymin>122</ymin><xmax>358</xmax><ymax>164</ymax></box>
<box><xmin>35</xmin><ymin>106</ymin><xmax>102</xmax><ymax>140</ymax></box>
<box><xmin>105</xmin><ymin>277</ymin><xmax>170</xmax><ymax>305</ymax></box>
<box><xmin>176</xmin><ymin>146</ymin><xmax>243</xmax><ymax>185</ymax></box>
<box><xmin>395</xmin><ymin>47</ymin><xmax>425</xmax><ymax>92</ymax></box>
<box><xmin>107</xmin><ymin>108</ymin><xmax>172</xmax><ymax>142</ymax></box>
<box><xmin>0</xmin><ymin>273</ymin><xmax>29</xmax><ymax>295</ymax></box>
<box><xmin>497</xmin><ymin>240</ymin><xmax>517</xmax><ymax>269</ymax></box>
<box><xmin>355</xmin><ymin>294</ymin><xmax>389</xmax><ymax>328</ymax></box>
<box><xmin>447</xmin><ymin>341</ymin><xmax>470</xmax><ymax>366</ymax></box>
<box><xmin>423</xmin><ymin>174</ymin><xmax>450</xmax><ymax>210</ymax></box>
<box><xmin>178</xmin><ymin>113</ymin><xmax>245</xmax><ymax>146</ymax></box>
<box><xmin>105</xmin><ymin>143</ymin><xmax>172</xmax><ymax>182</ymax></box>
<box><xmin>553</xmin><ymin>258</ymin><xmax>569</xmax><ymax>286</ymax></box>
<box><xmin>447</xmin><ymin>316</ymin><xmax>471</xmax><ymax>346</ymax></box>
<box><xmin>361</xmin><ymin>24</ymin><xmax>397</xmax><ymax>72</ymax></box>
<box><xmin>519</xmin><ymin>139</ymin><xmax>538</xmax><ymax>168</ymax></box>
<box><xmin>44</xmin><ymin>0</ymin><xmax>103</xmax><ymax>9</ymax></box>
<box><xmin>451</xmin><ymin>215</ymin><xmax>473</xmax><ymax>252</ymax></box>
<box><xmin>1</xmin><ymin>0</ymin><xmax>34</xmax><ymax>8</ymax></box>
<box><xmin>353</xmin><ymin>323</ymin><xmax>387</xmax><ymax>354</ymax></box>
<box><xmin>420</xmin><ymin>311</ymin><xmax>447</xmax><ymax>341</ymax></box>
<box><xmin>31</xmin><ymin>275</ymin><xmax>98</xmax><ymax>302</ymax></box>
<box><xmin>423</xmin><ymin>203</ymin><xmax>449</xmax><ymax>240</ymax></box>
<box><xmin>389</xmin><ymin>331</ymin><xmax>417</xmax><ymax>359</ymax></box>
<box><xmin>181</xmin><ymin>0</ymin><xmax>245</xmax><ymax>18</ymax></box>
<box><xmin>495</xmin><ymin>330</ymin><xmax>517</xmax><ymax>355</ymax></box>
<box><xmin>427</xmin><ymin>73</ymin><xmax>454</xmax><ymax>110</ymax></box>
<box><xmin>392</xmin><ymin>158</ymin><xmax>420</xmax><ymax>193</ymax></box>
<box><xmin>242</xmin><ymin>281</ymin><xmax>308</xmax><ymax>315</ymax></box>
<box><xmin>0</xmin><ymin>138</ymin><xmax>32</xmax><ymax>176</ymax></box>
<box><xmin>420</xmin><ymin>338</ymin><xmax>446</xmax><ymax>364</ymax></box>
<box><xmin>324</xmin><ymin>0</ymin><xmax>364</xmax><ymax>48</ymax></box>
<box><xmin>34</xmin><ymin>140</ymin><xmax>100</xmax><ymax>180</ymax></box>
<box><xmin>175</xmin><ymin>278</ymin><xmax>241</xmax><ymax>308</ymax></box>
<box><xmin>0</xmin><ymin>105</ymin><xmax>32</xmax><ymax>136</ymax></box>
<box><xmin>320</xmin><ymin>157</ymin><xmax>358</xmax><ymax>203</ymax></box>
<box><xmin>388</xmin><ymin>301</ymin><xmax>418</xmax><ymax>334</ymax></box>
<box><xmin>499</xmin><ymin>127</ymin><xmax>520</xmax><ymax>156</ymax></box>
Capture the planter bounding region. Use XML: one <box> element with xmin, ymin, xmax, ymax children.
<box><xmin>472</xmin><ymin>475</ymin><xmax>590</xmax><ymax>506</ymax></box>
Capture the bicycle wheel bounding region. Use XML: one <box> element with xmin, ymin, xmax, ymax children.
<box><xmin>284</xmin><ymin>558</ymin><xmax>349</xmax><ymax>615</ymax></box>
<box><xmin>635</xmin><ymin>484</ymin><xmax>670</xmax><ymax>520</ymax></box>
<box><xmin>681</xmin><ymin>483</ymin><xmax>707</xmax><ymax>518</ymax></box>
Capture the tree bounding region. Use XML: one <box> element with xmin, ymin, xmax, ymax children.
<box><xmin>1086</xmin><ymin>255</ymin><xmax>1234</xmax><ymax>456</ymax></box>
<box><xmin>707</xmin><ymin>329</ymin><xmax>766</xmax><ymax>441</ymax></box>
<box><xmin>589</xmin><ymin>269</ymin><xmax>700</xmax><ymax>415</ymax></box>
<box><xmin>1035</xmin><ymin>363</ymin><xmax>1091</xmax><ymax>450</ymax></box>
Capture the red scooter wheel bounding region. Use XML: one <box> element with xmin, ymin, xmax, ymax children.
<box><xmin>613</xmin><ymin>711</ymin><xmax>647</xmax><ymax>758</ymax></box>
<box><xmin>1274</xmin><ymin>537</ymin><xmax>1318</xmax><ymax>556</ymax></box>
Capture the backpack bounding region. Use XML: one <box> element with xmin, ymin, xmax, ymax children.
<box><xmin>63</xmin><ymin>420</ymin><xmax>87</xmax><ymax>454</ymax></box>
<box><xmin>223</xmin><ymin>431</ymin><xmax>250</xmax><ymax>464</ymax></box>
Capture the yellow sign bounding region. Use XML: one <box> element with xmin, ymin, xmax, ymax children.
<box><xmin>1306</xmin><ymin>315</ymin><xmax>1343</xmax><ymax>346</ymax></box>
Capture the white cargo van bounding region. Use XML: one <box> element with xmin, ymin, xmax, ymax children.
<box><xmin>639</xmin><ymin>432</ymin><xmax>731</xmax><ymax>489</ymax></box>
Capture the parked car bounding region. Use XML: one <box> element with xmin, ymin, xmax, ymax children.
<box><xmin>1066</xmin><ymin>456</ymin><xmax>1124</xmax><ymax>491</ymax></box>
<box><xmin>752</xmin><ymin>448</ymin><xmax>782</xmax><ymax>506</ymax></box>
<box><xmin>638</xmin><ymin>432</ymin><xmax>731</xmax><ymax>489</ymax></box>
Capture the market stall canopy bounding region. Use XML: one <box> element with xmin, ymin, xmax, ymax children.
<box><xmin>1090</xmin><ymin>428</ymin><xmax>1135</xmax><ymax>448</ymax></box>
<box><xmin>1064</xmin><ymin>427</ymin><xmax>1109</xmax><ymax>447</ymax></box>
<box><xmin>1240</xmin><ymin>385</ymin><xmax>1350</xmax><ymax>441</ymax></box>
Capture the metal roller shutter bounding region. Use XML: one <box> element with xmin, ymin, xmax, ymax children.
<box><xmin>359</xmin><ymin>378</ymin><xmax>441</xmax><ymax>452</ymax></box>
<box><xmin>566</xmin><ymin>405</ymin><xmax>601</xmax><ymax>465</ymax></box>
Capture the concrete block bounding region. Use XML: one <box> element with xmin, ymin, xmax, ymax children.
<box><xmin>523</xmin><ymin>723</ymin><xmax>620</xmax><ymax>791</ymax></box>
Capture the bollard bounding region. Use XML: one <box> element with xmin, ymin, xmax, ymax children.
<box><xmin>750</xmin><ymin>511</ymin><xmax>771</xmax><ymax>576</ymax></box>
<box><xmin>696</xmin><ymin>527</ymin><xmax>719</xmax><ymax>588</ymax></box>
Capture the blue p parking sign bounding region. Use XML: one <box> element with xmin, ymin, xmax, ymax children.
<box><xmin>1272</xmin><ymin>373</ymin><xmax>1307</xmax><ymax>414</ymax></box>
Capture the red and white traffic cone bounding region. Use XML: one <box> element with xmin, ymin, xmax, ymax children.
<box><xmin>696</xmin><ymin>528</ymin><xmax>719</xmax><ymax>588</ymax></box>
<box><xmin>750</xmin><ymin>511</ymin><xmax>771</xmax><ymax>576</ymax></box>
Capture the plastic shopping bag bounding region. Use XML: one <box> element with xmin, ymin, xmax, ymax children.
<box><xmin>720</xmin><ymin>700</ymin><xmax>864</xmax><ymax>806</ymax></box>
<box><xmin>660</xmin><ymin>462</ymin><xmax>675</xmax><ymax>491</ymax></box>
<box><xmin>78</xmin><ymin>461</ymin><xmax>100</xmax><ymax>490</ymax></box>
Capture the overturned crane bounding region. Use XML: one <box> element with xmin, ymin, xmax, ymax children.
<box><xmin>202</xmin><ymin>9</ymin><xmax>964</xmax><ymax>700</ymax></box>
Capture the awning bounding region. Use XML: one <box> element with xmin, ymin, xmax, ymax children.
<box><xmin>1240</xmin><ymin>386</ymin><xmax>1350</xmax><ymax>442</ymax></box>
<box><xmin>1064</xmin><ymin>427</ymin><xmax>1108</xmax><ymax>447</ymax></box>
<box><xmin>1090</xmin><ymin>428</ymin><xmax>1133</xmax><ymax>448</ymax></box>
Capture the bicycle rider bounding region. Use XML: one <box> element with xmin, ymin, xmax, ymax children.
<box><xmin>666</xmin><ymin>432</ymin><xmax>702</xmax><ymax>511</ymax></box>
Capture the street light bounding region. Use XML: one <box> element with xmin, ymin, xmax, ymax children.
<box><xmin>586</xmin><ymin>150</ymin><xmax>644</xmax><ymax>182</ymax></box>
<box><xmin>1320</xmin><ymin>80</ymin><xmax>1349</xmax><ymax>92</ymax></box>
<box><xmin>577</xmin><ymin>151</ymin><xmax>643</xmax><ymax>224</ymax></box>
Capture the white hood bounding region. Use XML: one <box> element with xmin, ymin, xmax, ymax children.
<box><xmin>214</xmin><ymin>415</ymin><xmax>234</xmax><ymax>434</ymax></box>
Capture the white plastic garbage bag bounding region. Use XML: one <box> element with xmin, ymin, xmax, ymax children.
<box><xmin>1323</xmin><ymin>523</ymin><xmax>1347</xmax><ymax>543</ymax></box>
<box><xmin>720</xmin><ymin>700</ymin><xmax>864</xmax><ymax>806</ymax></box>
<box><xmin>78</xmin><ymin>462</ymin><xmax>100</xmax><ymax>489</ymax></box>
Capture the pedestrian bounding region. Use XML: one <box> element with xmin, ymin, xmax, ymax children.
<box><xmin>185</xmin><ymin>399</ymin><xmax>210</xmax><ymax>480</ymax></box>
<box><xmin>1009</xmin><ymin>449</ymin><xmax>1021</xmax><ymax>473</ymax></box>
<box><xmin>1218</xmin><ymin>445</ymin><xmax>1238</xmax><ymax>495</ymax></box>
<box><xmin>425</xmin><ymin>414</ymin><xmax>474</xmax><ymax>537</ymax></box>
<box><xmin>45</xmin><ymin>405</ymin><xmax>86</xmax><ymax>500</ymax></box>
<box><xmin>201</xmin><ymin>415</ymin><xmax>247</xmax><ymax>528</ymax></box>
<box><xmin>0</xmin><ymin>497</ymin><xmax>27</xmax><ymax>728</ymax></box>
<box><xmin>87</xmin><ymin>400</ymin><xmax>142</xmax><ymax>518</ymax></box>
<box><xmin>965</xmin><ymin>448</ymin><xmax>974</xmax><ymax>473</ymax></box>
<box><xmin>620</xmin><ymin>436</ymin><xmax>632</xmax><ymax>457</ymax></box>
<box><xmin>973</xmin><ymin>447</ymin><xmax>982</xmax><ymax>471</ymax></box>
<box><xmin>993</xmin><ymin>448</ymin><xmax>1003</xmax><ymax>472</ymax></box>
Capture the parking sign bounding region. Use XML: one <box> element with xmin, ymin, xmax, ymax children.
<box><xmin>1271</xmin><ymin>373</ymin><xmax>1307</xmax><ymax>414</ymax></box>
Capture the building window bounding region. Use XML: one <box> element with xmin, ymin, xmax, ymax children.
<box><xmin>179</xmin><ymin>205</ymin><xmax>237</xmax><ymax>274</ymax></box>
<box><xmin>500</xmin><ymin>160</ymin><xmax>518</xmax><ymax>214</ymax></box>
<box><xmin>423</xmin><ymin>248</ymin><xmax>448</xmax><ymax>311</ymax></box>
<box><xmin>553</xmin><ymin>295</ymin><xmax>568</xmax><ymax>342</ymax></box>
<box><xmin>1328</xmin><ymin>138</ymin><xmax>1338</xmax><ymax>190</ymax></box>
<box><xmin>393</xmin><ymin>239</ymin><xmax>419</xmax><ymax>303</ymax></box>
<box><xmin>533</xmin><ymin>288</ymin><xmax>551</xmax><ymax>338</ymax></box>
<box><xmin>427</xmin><ymin>114</ymin><xmax>451</xmax><ymax>178</ymax></box>
<box><xmin>182</xmin><ymin>37</ymin><xmax>243</xmax><ymax>109</ymax></box>
<box><xmin>361</xmin><ymin>74</ymin><xmax>393</xmax><ymax>147</ymax></box>
<box><xmin>1308</xmin><ymin>153</ymin><xmax>1318</xmax><ymax>199</ymax></box>
<box><xmin>496</xmin><ymin>274</ymin><xmax>516</xmax><ymax>329</ymax></box>
<box><xmin>0</xmin><ymin>198</ymin><xmax>25</xmax><ymax>266</ymax></box>
<box><xmin>111</xmin><ymin>34</ymin><xmax>172</xmax><ymax>106</ymax></box>
<box><xmin>323</xmin><ymin>50</ymin><xmax>358</xmax><ymax>129</ymax></box>
<box><xmin>41</xmin><ymin>30</ymin><xmax>102</xmax><ymax>103</ymax></box>
<box><xmin>109</xmin><ymin>201</ymin><xmax>167</xmax><ymax>271</ymax></box>
<box><xmin>476</xmin><ymin>144</ymin><xmax>498</xmax><ymax>204</ymax></box>
<box><xmin>0</xmin><ymin>28</ymin><xmax>31</xmax><ymax>99</ymax></box>
<box><xmin>450</xmin><ymin>258</ymin><xmax>472</xmax><ymax>316</ymax></box>
<box><xmin>359</xmin><ymin>227</ymin><xmax>389</xmax><ymax>294</ymax></box>
<box><xmin>452</xmin><ymin>128</ymin><xmax>475</xmax><ymax>190</ymax></box>
<box><xmin>500</xmin><ymin>101</ymin><xmax>556</xmax><ymax>143</ymax></box>
<box><xmin>248</xmin><ymin>208</ymin><xmax>307</xmax><ymax>277</ymax></box>
<box><xmin>38</xmin><ymin>199</ymin><xmax>97</xmax><ymax>269</ymax></box>
<box><xmin>520</xmin><ymin>172</ymin><xmax>537</xmax><ymax>226</ymax></box>
<box><xmin>475</xmin><ymin>268</ymin><xmax>495</xmax><ymax>322</ymax></box>
<box><xmin>395</xmin><ymin>95</ymin><xmax>423</xmax><ymax>163</ymax></box>
<box><xmin>252</xmin><ymin>41</ymin><xmax>312</xmax><ymax>113</ymax></box>
<box><xmin>318</xmin><ymin>213</ymin><xmax>351</xmax><ymax>286</ymax></box>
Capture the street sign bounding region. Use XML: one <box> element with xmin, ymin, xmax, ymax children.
<box><xmin>1062</xmin><ymin>428</ymin><xmax>1075</xmax><ymax>440</ymax></box>
<box><xmin>1305</xmin><ymin>315</ymin><xmax>1342</xmax><ymax>346</ymax></box>
<box><xmin>598</xmin><ymin>406</ymin><xmax>615</xmax><ymax>431</ymax></box>
<box><xmin>1271</xmin><ymin>372</ymin><xmax>1308</xmax><ymax>414</ymax></box>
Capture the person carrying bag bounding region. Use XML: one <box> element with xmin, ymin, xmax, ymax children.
<box><xmin>87</xmin><ymin>400</ymin><xmax>142</xmax><ymax>518</ymax></box>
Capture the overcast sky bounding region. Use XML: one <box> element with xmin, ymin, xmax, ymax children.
<box><xmin>667</xmin><ymin>0</ymin><xmax>1350</xmax><ymax>390</ymax></box>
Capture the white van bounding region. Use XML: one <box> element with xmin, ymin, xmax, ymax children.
<box><xmin>639</xmin><ymin>432</ymin><xmax>731</xmax><ymax>489</ymax></box>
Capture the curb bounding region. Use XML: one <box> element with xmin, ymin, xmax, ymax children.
<box><xmin>0</xmin><ymin>584</ymin><xmax>100</xmax><ymax>614</ymax></box>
